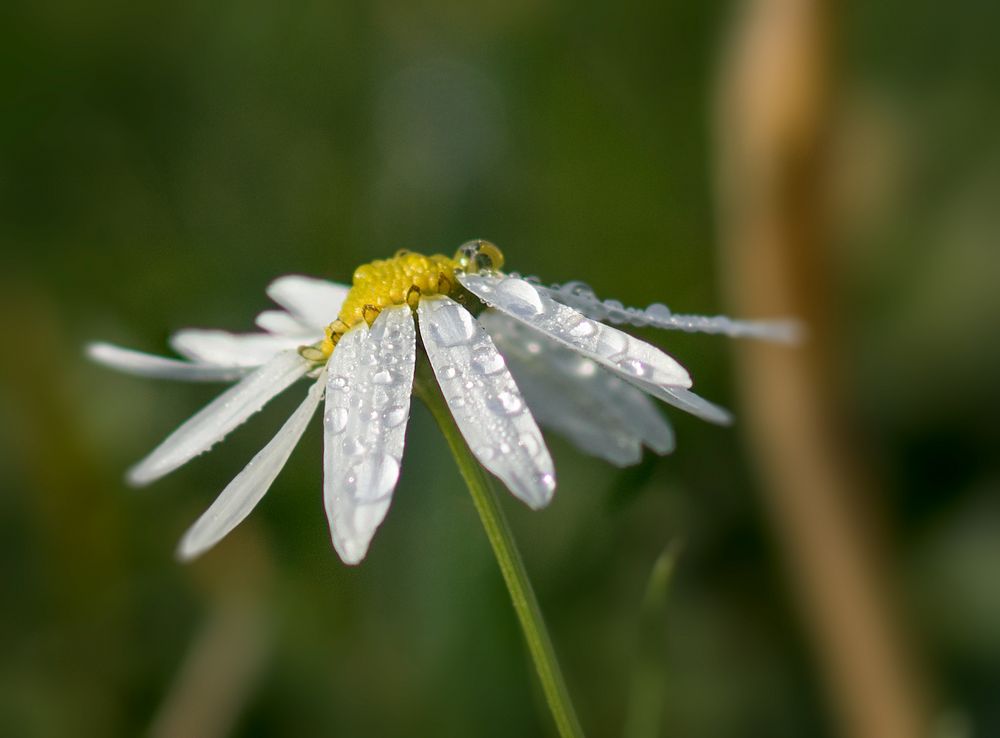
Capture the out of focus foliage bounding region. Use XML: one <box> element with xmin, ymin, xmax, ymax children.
<box><xmin>1</xmin><ymin>0</ymin><xmax>997</xmax><ymax>736</ymax></box>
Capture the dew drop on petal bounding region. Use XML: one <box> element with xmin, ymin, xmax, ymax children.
<box><xmin>439</xmin><ymin>365</ymin><xmax>457</xmax><ymax>380</ymax></box>
<box><xmin>568</xmin><ymin>318</ymin><xmax>596</xmax><ymax>338</ymax></box>
<box><xmin>372</xmin><ymin>369</ymin><xmax>394</xmax><ymax>385</ymax></box>
<box><xmin>496</xmin><ymin>278</ymin><xmax>545</xmax><ymax>318</ymax></box>
<box><xmin>329</xmin><ymin>375</ymin><xmax>349</xmax><ymax>391</ymax></box>
<box><xmin>471</xmin><ymin>347</ymin><xmax>506</xmax><ymax>375</ymax></box>
<box><xmin>537</xmin><ymin>472</ymin><xmax>556</xmax><ymax>494</ymax></box>
<box><xmin>384</xmin><ymin>405</ymin><xmax>408</xmax><ymax>428</ymax></box>
<box><xmin>519</xmin><ymin>433</ymin><xmax>540</xmax><ymax>456</ymax></box>
<box><xmin>619</xmin><ymin>358</ymin><xmax>651</xmax><ymax>378</ymax></box>
<box><xmin>325</xmin><ymin>407</ymin><xmax>349</xmax><ymax>434</ymax></box>
<box><xmin>488</xmin><ymin>391</ymin><xmax>523</xmax><ymax>416</ymax></box>
<box><xmin>343</xmin><ymin>437</ymin><xmax>367</xmax><ymax>456</ymax></box>
<box><xmin>595</xmin><ymin>330</ymin><xmax>628</xmax><ymax>359</ymax></box>
<box><xmin>430</xmin><ymin>306</ymin><xmax>478</xmax><ymax>347</ymax></box>
<box><xmin>645</xmin><ymin>303</ymin><xmax>672</xmax><ymax>321</ymax></box>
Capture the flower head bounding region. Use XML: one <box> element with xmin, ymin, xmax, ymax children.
<box><xmin>89</xmin><ymin>241</ymin><xmax>797</xmax><ymax>564</ymax></box>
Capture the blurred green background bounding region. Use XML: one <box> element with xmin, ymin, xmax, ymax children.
<box><xmin>1</xmin><ymin>0</ymin><xmax>998</xmax><ymax>736</ymax></box>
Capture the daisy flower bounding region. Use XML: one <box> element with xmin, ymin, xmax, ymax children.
<box><xmin>88</xmin><ymin>241</ymin><xmax>797</xmax><ymax>565</ymax></box>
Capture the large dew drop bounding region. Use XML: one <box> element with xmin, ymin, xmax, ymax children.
<box><xmin>429</xmin><ymin>304</ymin><xmax>478</xmax><ymax>347</ymax></box>
<box><xmin>495</xmin><ymin>278</ymin><xmax>545</xmax><ymax>318</ymax></box>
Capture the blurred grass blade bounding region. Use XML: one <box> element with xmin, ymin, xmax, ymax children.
<box><xmin>623</xmin><ymin>542</ymin><xmax>682</xmax><ymax>738</ymax></box>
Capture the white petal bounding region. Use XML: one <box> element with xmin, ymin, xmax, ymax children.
<box><xmin>482</xmin><ymin>312</ymin><xmax>674</xmax><ymax>465</ymax></box>
<box><xmin>323</xmin><ymin>306</ymin><xmax>416</xmax><ymax>565</ymax></box>
<box><xmin>541</xmin><ymin>281</ymin><xmax>803</xmax><ymax>343</ymax></box>
<box><xmin>127</xmin><ymin>350</ymin><xmax>310</xmax><ymax>486</ymax></box>
<box><xmin>266</xmin><ymin>275</ymin><xmax>350</xmax><ymax>331</ymax></box>
<box><xmin>459</xmin><ymin>273</ymin><xmax>691</xmax><ymax>390</ymax></box>
<box><xmin>254</xmin><ymin>309</ymin><xmax>320</xmax><ymax>337</ymax></box>
<box><xmin>170</xmin><ymin>329</ymin><xmax>306</xmax><ymax>367</ymax></box>
<box><xmin>87</xmin><ymin>342</ymin><xmax>251</xmax><ymax>382</ymax></box>
<box><xmin>638</xmin><ymin>384</ymin><xmax>734</xmax><ymax>426</ymax></box>
<box><xmin>418</xmin><ymin>296</ymin><xmax>556</xmax><ymax>509</ymax></box>
<box><xmin>505</xmin><ymin>364</ymin><xmax>643</xmax><ymax>466</ymax></box>
<box><xmin>177</xmin><ymin>373</ymin><xmax>326</xmax><ymax>561</ymax></box>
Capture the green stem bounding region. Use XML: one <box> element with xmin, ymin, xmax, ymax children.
<box><xmin>415</xmin><ymin>359</ymin><xmax>586</xmax><ymax>738</ymax></box>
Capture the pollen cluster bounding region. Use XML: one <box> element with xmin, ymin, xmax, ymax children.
<box><xmin>320</xmin><ymin>250</ymin><xmax>460</xmax><ymax>356</ymax></box>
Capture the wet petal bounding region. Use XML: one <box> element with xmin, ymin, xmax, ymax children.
<box><xmin>170</xmin><ymin>329</ymin><xmax>305</xmax><ymax>367</ymax></box>
<box><xmin>266</xmin><ymin>275</ymin><xmax>350</xmax><ymax>331</ymax></box>
<box><xmin>506</xmin><ymin>365</ymin><xmax>643</xmax><ymax>466</ymax></box>
<box><xmin>86</xmin><ymin>342</ymin><xmax>251</xmax><ymax>382</ymax></box>
<box><xmin>639</xmin><ymin>384</ymin><xmax>733</xmax><ymax>426</ymax></box>
<box><xmin>541</xmin><ymin>281</ymin><xmax>803</xmax><ymax>343</ymax></box>
<box><xmin>482</xmin><ymin>311</ymin><xmax>674</xmax><ymax>465</ymax></box>
<box><xmin>127</xmin><ymin>350</ymin><xmax>310</xmax><ymax>486</ymax></box>
<box><xmin>323</xmin><ymin>306</ymin><xmax>416</xmax><ymax>565</ymax></box>
<box><xmin>459</xmin><ymin>273</ymin><xmax>691</xmax><ymax>390</ymax></box>
<box><xmin>418</xmin><ymin>296</ymin><xmax>555</xmax><ymax>509</ymax></box>
<box><xmin>177</xmin><ymin>373</ymin><xmax>326</xmax><ymax>561</ymax></box>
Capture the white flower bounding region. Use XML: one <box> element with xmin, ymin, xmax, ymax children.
<box><xmin>89</xmin><ymin>242</ymin><xmax>797</xmax><ymax>565</ymax></box>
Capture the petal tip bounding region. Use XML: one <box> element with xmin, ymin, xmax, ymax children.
<box><xmin>174</xmin><ymin>536</ymin><xmax>202</xmax><ymax>563</ymax></box>
<box><xmin>333</xmin><ymin>538</ymin><xmax>370</xmax><ymax>566</ymax></box>
<box><xmin>124</xmin><ymin>465</ymin><xmax>155</xmax><ymax>488</ymax></box>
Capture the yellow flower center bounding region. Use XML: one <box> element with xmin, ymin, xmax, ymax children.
<box><xmin>317</xmin><ymin>241</ymin><xmax>504</xmax><ymax>358</ymax></box>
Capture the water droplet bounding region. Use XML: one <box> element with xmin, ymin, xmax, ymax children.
<box><xmin>488</xmin><ymin>391</ymin><xmax>524</xmax><ymax>416</ymax></box>
<box><xmin>499</xmin><ymin>442</ymin><xmax>512</xmax><ymax>454</ymax></box>
<box><xmin>645</xmin><ymin>303</ymin><xmax>672</xmax><ymax>321</ymax></box>
<box><xmin>595</xmin><ymin>330</ymin><xmax>628</xmax><ymax>359</ymax></box>
<box><xmin>618</xmin><ymin>358</ymin><xmax>651</xmax><ymax>378</ymax></box>
<box><xmin>471</xmin><ymin>346</ymin><xmax>505</xmax><ymax>375</ymax></box>
<box><xmin>537</xmin><ymin>472</ymin><xmax>556</xmax><ymax>493</ymax></box>
<box><xmin>325</xmin><ymin>407</ymin><xmax>349</xmax><ymax>434</ymax></box>
<box><xmin>519</xmin><ymin>433</ymin><xmax>540</xmax><ymax>456</ymax></box>
<box><xmin>495</xmin><ymin>278</ymin><xmax>545</xmax><ymax>318</ymax></box>
<box><xmin>439</xmin><ymin>365</ymin><xmax>457</xmax><ymax>380</ymax></box>
<box><xmin>470</xmin><ymin>277</ymin><xmax>494</xmax><ymax>294</ymax></box>
<box><xmin>372</xmin><ymin>369</ymin><xmax>394</xmax><ymax>385</ymax></box>
<box><xmin>568</xmin><ymin>318</ymin><xmax>596</xmax><ymax>338</ymax></box>
<box><xmin>385</xmin><ymin>405</ymin><xmax>408</xmax><ymax>427</ymax></box>
<box><xmin>329</xmin><ymin>375</ymin><xmax>349</xmax><ymax>391</ymax></box>
<box><xmin>430</xmin><ymin>303</ymin><xmax>478</xmax><ymax>346</ymax></box>
<box><xmin>343</xmin><ymin>437</ymin><xmax>366</xmax><ymax>456</ymax></box>
<box><xmin>475</xmin><ymin>446</ymin><xmax>496</xmax><ymax>461</ymax></box>
<box><xmin>448</xmin><ymin>394</ymin><xmax>467</xmax><ymax>409</ymax></box>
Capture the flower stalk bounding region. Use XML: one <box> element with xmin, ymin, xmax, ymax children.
<box><xmin>414</xmin><ymin>357</ymin><xmax>585</xmax><ymax>738</ymax></box>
